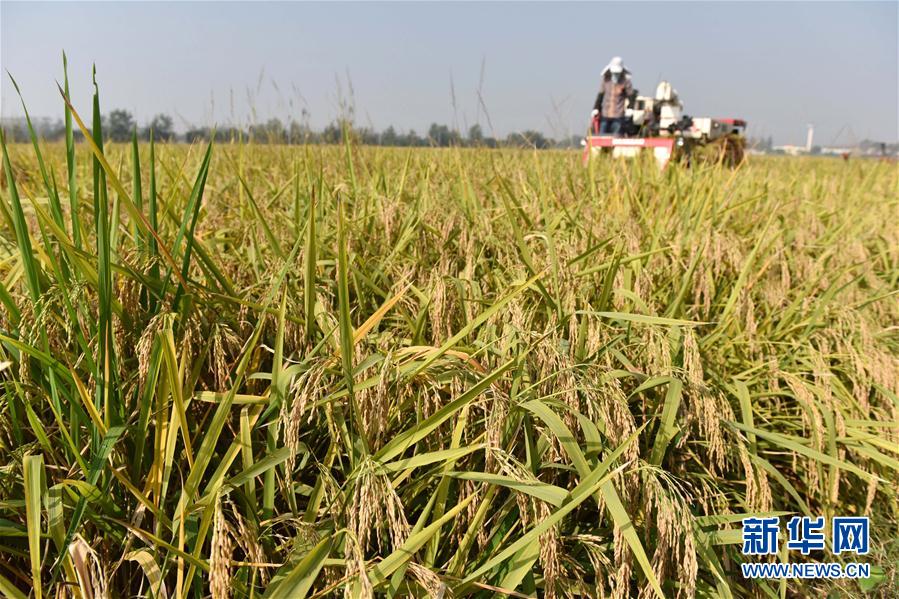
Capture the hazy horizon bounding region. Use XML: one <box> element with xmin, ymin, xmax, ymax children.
<box><xmin>1</xmin><ymin>1</ymin><xmax>896</xmax><ymax>145</ymax></box>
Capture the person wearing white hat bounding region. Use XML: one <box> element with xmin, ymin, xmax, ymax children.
<box><xmin>591</xmin><ymin>56</ymin><xmax>633</xmax><ymax>136</ymax></box>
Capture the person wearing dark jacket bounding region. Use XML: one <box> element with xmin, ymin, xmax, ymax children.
<box><xmin>591</xmin><ymin>56</ymin><xmax>633</xmax><ymax>136</ymax></box>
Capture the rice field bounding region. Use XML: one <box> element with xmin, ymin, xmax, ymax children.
<box><xmin>0</xmin><ymin>82</ymin><xmax>897</xmax><ymax>599</ymax></box>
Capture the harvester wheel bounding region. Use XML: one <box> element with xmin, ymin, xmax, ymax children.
<box><xmin>721</xmin><ymin>134</ymin><xmax>745</xmax><ymax>167</ymax></box>
<box><xmin>690</xmin><ymin>134</ymin><xmax>745</xmax><ymax>168</ymax></box>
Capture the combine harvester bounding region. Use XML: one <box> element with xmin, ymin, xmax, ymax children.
<box><xmin>583</xmin><ymin>81</ymin><xmax>747</xmax><ymax>169</ymax></box>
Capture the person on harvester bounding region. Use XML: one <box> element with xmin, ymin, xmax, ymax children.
<box><xmin>591</xmin><ymin>56</ymin><xmax>633</xmax><ymax>137</ymax></box>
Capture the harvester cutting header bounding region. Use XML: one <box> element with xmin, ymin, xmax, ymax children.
<box><xmin>584</xmin><ymin>56</ymin><xmax>746</xmax><ymax>168</ymax></box>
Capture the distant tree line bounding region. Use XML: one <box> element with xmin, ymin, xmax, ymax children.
<box><xmin>1</xmin><ymin>112</ymin><xmax>176</xmax><ymax>144</ymax></box>
<box><xmin>1</xmin><ymin>109</ymin><xmax>583</xmax><ymax>149</ymax></box>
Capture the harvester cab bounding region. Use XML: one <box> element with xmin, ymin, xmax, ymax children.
<box><xmin>584</xmin><ymin>80</ymin><xmax>746</xmax><ymax>168</ymax></box>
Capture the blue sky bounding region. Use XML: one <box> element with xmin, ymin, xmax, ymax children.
<box><xmin>1</xmin><ymin>1</ymin><xmax>896</xmax><ymax>144</ymax></box>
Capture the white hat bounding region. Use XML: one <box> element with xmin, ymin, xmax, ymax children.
<box><xmin>605</xmin><ymin>56</ymin><xmax>625</xmax><ymax>75</ymax></box>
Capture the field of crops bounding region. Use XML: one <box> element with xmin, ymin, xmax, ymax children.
<box><xmin>0</xmin><ymin>89</ymin><xmax>897</xmax><ymax>598</ymax></box>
